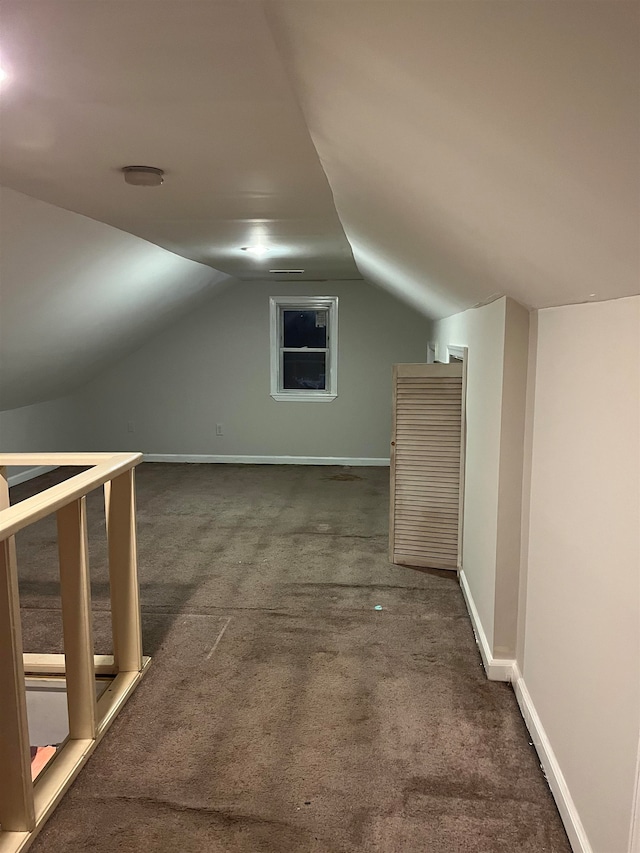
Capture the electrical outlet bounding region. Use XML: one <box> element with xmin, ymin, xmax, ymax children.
<box><xmin>216</xmin><ymin>423</ymin><xmax>223</xmax><ymax>436</ymax></box>
<box><xmin>127</xmin><ymin>420</ymin><xmax>135</xmax><ymax>433</ymax></box>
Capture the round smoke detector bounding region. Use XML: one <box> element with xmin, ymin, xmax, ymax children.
<box><xmin>122</xmin><ymin>165</ymin><xmax>164</xmax><ymax>187</ymax></box>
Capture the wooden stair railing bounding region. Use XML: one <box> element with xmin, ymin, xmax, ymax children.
<box><xmin>0</xmin><ymin>454</ymin><xmax>149</xmax><ymax>853</ymax></box>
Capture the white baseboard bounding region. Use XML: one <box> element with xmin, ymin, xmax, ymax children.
<box><xmin>629</xmin><ymin>739</ymin><xmax>640</xmax><ymax>853</ymax></box>
<box><xmin>458</xmin><ymin>569</ymin><xmax>514</xmax><ymax>681</ymax></box>
<box><xmin>458</xmin><ymin>567</ymin><xmax>593</xmax><ymax>851</ymax></box>
<box><xmin>512</xmin><ymin>664</ymin><xmax>593</xmax><ymax>853</ymax></box>
<box><xmin>143</xmin><ymin>454</ymin><xmax>390</xmax><ymax>466</ymax></box>
<box><xmin>7</xmin><ymin>465</ymin><xmax>58</xmax><ymax>487</ymax></box>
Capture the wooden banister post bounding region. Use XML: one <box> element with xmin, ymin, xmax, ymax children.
<box><xmin>0</xmin><ymin>465</ymin><xmax>9</xmax><ymax>511</ymax></box>
<box><xmin>0</xmin><ymin>535</ymin><xmax>36</xmax><ymax>831</ymax></box>
<box><xmin>105</xmin><ymin>470</ymin><xmax>143</xmax><ymax>672</ymax></box>
<box><xmin>57</xmin><ymin>497</ymin><xmax>97</xmax><ymax>739</ymax></box>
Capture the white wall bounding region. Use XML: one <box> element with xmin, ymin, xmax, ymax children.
<box><xmin>433</xmin><ymin>299</ymin><xmax>504</xmax><ymax>644</ymax></box>
<box><xmin>432</xmin><ymin>296</ymin><xmax>529</xmax><ymax>659</ymax></box>
<box><xmin>522</xmin><ymin>295</ymin><xmax>640</xmax><ymax>853</ymax></box>
<box><xmin>0</xmin><ymin>395</ymin><xmax>87</xmax><ymax>451</ymax></box>
<box><xmin>435</xmin><ymin>294</ymin><xmax>640</xmax><ymax>851</ymax></box>
<box><xmin>494</xmin><ymin>298</ymin><xmax>529</xmax><ymax>655</ymax></box>
<box><xmin>76</xmin><ymin>279</ymin><xmax>431</xmax><ymax>460</ymax></box>
<box><xmin>0</xmin><ymin>394</ymin><xmax>89</xmax><ymax>482</ymax></box>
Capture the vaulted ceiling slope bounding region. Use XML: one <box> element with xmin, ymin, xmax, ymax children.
<box><xmin>0</xmin><ymin>187</ymin><xmax>228</xmax><ymax>410</ymax></box>
<box><xmin>0</xmin><ymin>0</ymin><xmax>359</xmax><ymax>283</ymax></box>
<box><xmin>268</xmin><ymin>1</ymin><xmax>640</xmax><ymax>315</ymax></box>
<box><xmin>0</xmin><ymin>0</ymin><xmax>637</xmax><ymax>406</ymax></box>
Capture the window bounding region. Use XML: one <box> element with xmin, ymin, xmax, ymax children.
<box><xmin>269</xmin><ymin>296</ymin><xmax>338</xmax><ymax>402</ymax></box>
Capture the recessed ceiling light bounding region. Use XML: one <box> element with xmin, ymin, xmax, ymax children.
<box><xmin>122</xmin><ymin>165</ymin><xmax>164</xmax><ymax>187</ymax></box>
<box><xmin>0</xmin><ymin>66</ymin><xmax>9</xmax><ymax>85</ymax></box>
<box><xmin>241</xmin><ymin>245</ymin><xmax>271</xmax><ymax>256</ymax></box>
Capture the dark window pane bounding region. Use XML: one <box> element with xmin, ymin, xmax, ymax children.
<box><xmin>283</xmin><ymin>351</ymin><xmax>326</xmax><ymax>390</ymax></box>
<box><xmin>283</xmin><ymin>310</ymin><xmax>327</xmax><ymax>348</ymax></box>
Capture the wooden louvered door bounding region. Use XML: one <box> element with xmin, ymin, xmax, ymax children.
<box><xmin>390</xmin><ymin>362</ymin><xmax>465</xmax><ymax>570</ymax></box>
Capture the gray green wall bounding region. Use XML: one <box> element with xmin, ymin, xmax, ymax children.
<box><xmin>77</xmin><ymin>279</ymin><xmax>431</xmax><ymax>460</ymax></box>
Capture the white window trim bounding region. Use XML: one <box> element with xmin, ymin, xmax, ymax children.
<box><xmin>269</xmin><ymin>296</ymin><xmax>338</xmax><ymax>402</ymax></box>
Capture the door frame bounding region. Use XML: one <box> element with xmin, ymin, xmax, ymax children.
<box><xmin>456</xmin><ymin>348</ymin><xmax>468</xmax><ymax>569</ymax></box>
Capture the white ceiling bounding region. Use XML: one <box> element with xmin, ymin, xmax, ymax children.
<box><xmin>269</xmin><ymin>0</ymin><xmax>640</xmax><ymax>314</ymax></box>
<box><xmin>0</xmin><ymin>0</ymin><xmax>360</xmax><ymax>283</ymax></box>
<box><xmin>0</xmin><ymin>0</ymin><xmax>638</xmax><ymax>325</ymax></box>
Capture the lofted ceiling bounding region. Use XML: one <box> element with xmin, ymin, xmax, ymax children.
<box><xmin>0</xmin><ymin>0</ymin><xmax>638</xmax><ymax>341</ymax></box>
<box><xmin>0</xmin><ymin>0</ymin><xmax>360</xmax><ymax>283</ymax></box>
<box><xmin>268</xmin><ymin>0</ymin><xmax>640</xmax><ymax>314</ymax></box>
<box><xmin>0</xmin><ymin>187</ymin><xmax>228</xmax><ymax>410</ymax></box>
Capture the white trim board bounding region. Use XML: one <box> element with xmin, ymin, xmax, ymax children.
<box><xmin>512</xmin><ymin>664</ymin><xmax>593</xmax><ymax>853</ymax></box>
<box><xmin>7</xmin><ymin>465</ymin><xmax>59</xmax><ymax>487</ymax></box>
<box><xmin>630</xmin><ymin>735</ymin><xmax>640</xmax><ymax>853</ymax></box>
<box><xmin>459</xmin><ymin>566</ymin><xmax>595</xmax><ymax>851</ymax></box>
<box><xmin>144</xmin><ymin>454</ymin><xmax>390</xmax><ymax>466</ymax></box>
<box><xmin>458</xmin><ymin>569</ymin><xmax>514</xmax><ymax>681</ymax></box>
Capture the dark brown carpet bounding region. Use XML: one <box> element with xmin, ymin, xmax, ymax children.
<box><xmin>13</xmin><ymin>463</ymin><xmax>571</xmax><ymax>852</ymax></box>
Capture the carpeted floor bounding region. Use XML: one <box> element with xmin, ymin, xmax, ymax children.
<box><xmin>13</xmin><ymin>463</ymin><xmax>571</xmax><ymax>852</ymax></box>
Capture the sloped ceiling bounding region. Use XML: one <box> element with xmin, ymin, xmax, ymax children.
<box><xmin>0</xmin><ymin>0</ymin><xmax>359</xmax><ymax>283</ymax></box>
<box><xmin>0</xmin><ymin>1</ymin><xmax>638</xmax><ymax>412</ymax></box>
<box><xmin>268</xmin><ymin>0</ymin><xmax>640</xmax><ymax>315</ymax></box>
<box><xmin>0</xmin><ymin>187</ymin><xmax>228</xmax><ymax>410</ymax></box>
<box><xmin>0</xmin><ymin>0</ymin><xmax>359</xmax><ymax>411</ymax></box>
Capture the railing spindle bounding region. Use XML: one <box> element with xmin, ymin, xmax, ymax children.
<box><xmin>105</xmin><ymin>470</ymin><xmax>143</xmax><ymax>672</ymax></box>
<box><xmin>0</xmin><ymin>535</ymin><xmax>36</xmax><ymax>831</ymax></box>
<box><xmin>0</xmin><ymin>466</ymin><xmax>9</xmax><ymax>512</ymax></box>
<box><xmin>57</xmin><ymin>497</ymin><xmax>97</xmax><ymax>739</ymax></box>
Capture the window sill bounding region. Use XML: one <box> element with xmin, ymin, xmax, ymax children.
<box><xmin>271</xmin><ymin>393</ymin><xmax>337</xmax><ymax>403</ymax></box>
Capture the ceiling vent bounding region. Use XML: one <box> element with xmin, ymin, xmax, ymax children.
<box><xmin>269</xmin><ymin>269</ymin><xmax>305</xmax><ymax>274</ymax></box>
<box><xmin>122</xmin><ymin>166</ymin><xmax>164</xmax><ymax>187</ymax></box>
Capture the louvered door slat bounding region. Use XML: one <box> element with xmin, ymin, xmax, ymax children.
<box><xmin>395</xmin><ymin>524</ymin><xmax>460</xmax><ymax>537</ymax></box>
<box><xmin>396</xmin><ymin>543</ymin><xmax>459</xmax><ymax>556</ymax></box>
<box><xmin>394</xmin><ymin>508</ymin><xmax>460</xmax><ymax>521</ymax></box>
<box><xmin>395</xmin><ymin>512</ymin><xmax>460</xmax><ymax>527</ymax></box>
<box><xmin>394</xmin><ymin>502</ymin><xmax>459</xmax><ymax>515</ymax></box>
<box><xmin>395</xmin><ymin>459</ymin><xmax>461</xmax><ymax>470</ymax></box>
<box><xmin>390</xmin><ymin>362</ymin><xmax>464</xmax><ymax>571</ymax></box>
<box><xmin>396</xmin><ymin>460</ymin><xmax>460</xmax><ymax>467</ymax></box>
<box><xmin>398</xmin><ymin>384</ymin><xmax>462</xmax><ymax>390</ymax></box>
<box><xmin>397</xmin><ymin>481</ymin><xmax>461</xmax><ymax>490</ymax></box>
<box><xmin>395</xmin><ymin>449</ymin><xmax>461</xmax><ymax>458</ymax></box>
<box><xmin>396</xmin><ymin>482</ymin><xmax>461</xmax><ymax>493</ymax></box>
